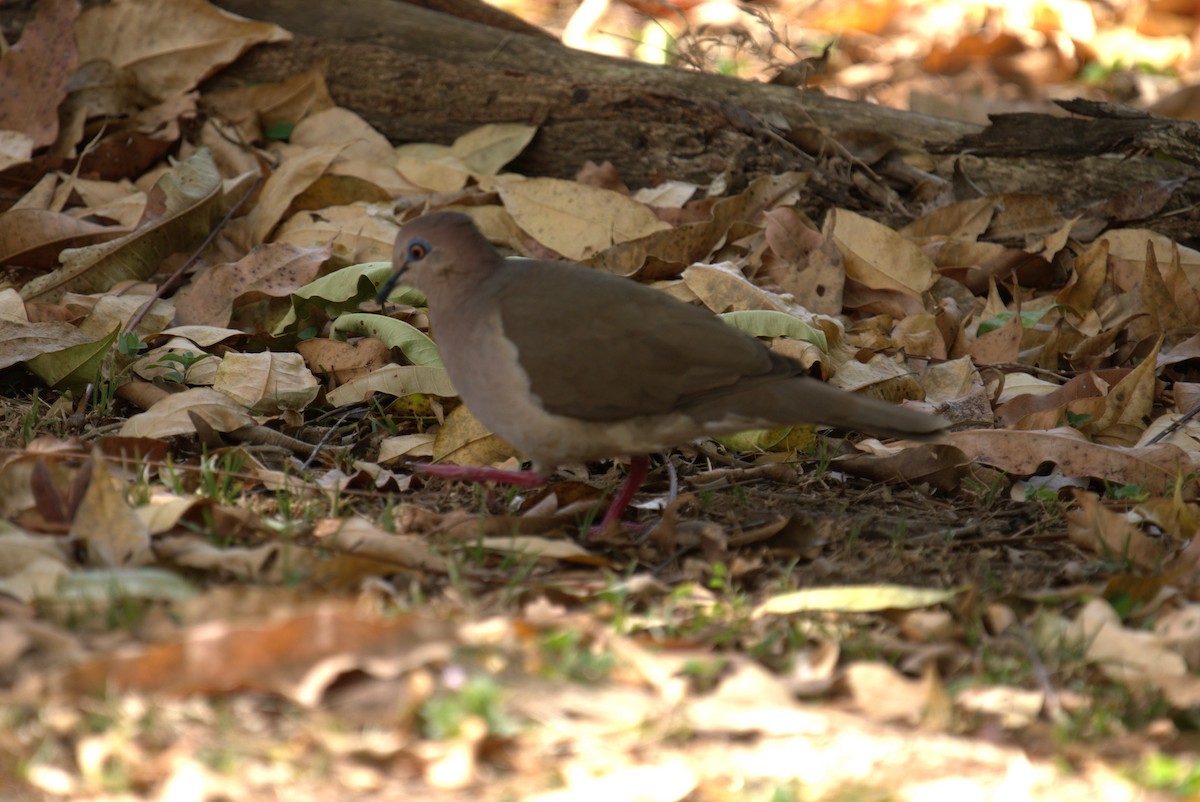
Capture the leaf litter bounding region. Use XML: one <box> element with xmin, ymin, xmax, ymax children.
<box><xmin>2</xmin><ymin>0</ymin><xmax>1200</xmax><ymax>799</ymax></box>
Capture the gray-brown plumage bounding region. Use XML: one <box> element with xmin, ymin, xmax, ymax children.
<box><xmin>376</xmin><ymin>211</ymin><xmax>946</xmax><ymax>523</ymax></box>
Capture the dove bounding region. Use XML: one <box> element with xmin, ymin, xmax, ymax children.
<box><xmin>376</xmin><ymin>211</ymin><xmax>946</xmax><ymax>531</ymax></box>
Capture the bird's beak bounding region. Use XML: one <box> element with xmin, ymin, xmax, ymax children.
<box><xmin>375</xmin><ymin>262</ymin><xmax>408</xmax><ymax>305</ymax></box>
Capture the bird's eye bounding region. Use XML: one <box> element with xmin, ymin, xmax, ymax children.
<box><xmin>407</xmin><ymin>240</ymin><xmax>429</xmax><ymax>261</ymax></box>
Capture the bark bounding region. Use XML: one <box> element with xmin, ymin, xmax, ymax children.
<box><xmin>205</xmin><ymin>0</ymin><xmax>1200</xmax><ymax>239</ymax></box>
<box><xmin>4</xmin><ymin>0</ymin><xmax>1198</xmax><ymax>238</ymax></box>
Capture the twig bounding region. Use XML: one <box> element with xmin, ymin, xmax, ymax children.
<box><xmin>1011</xmin><ymin>624</ymin><xmax>1065</xmax><ymax>724</ymax></box>
<box><xmin>301</xmin><ymin>409</ymin><xmax>354</xmax><ymax>470</ymax></box>
<box><xmin>120</xmin><ymin>173</ymin><xmax>262</xmax><ymax>338</ymax></box>
<box><xmin>1143</xmin><ymin>400</ymin><xmax>1200</xmax><ymax>445</ymax></box>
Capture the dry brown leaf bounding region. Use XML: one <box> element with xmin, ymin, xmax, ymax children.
<box><xmin>135</xmin><ymin>493</ymin><xmax>203</xmax><ymax>535</ymax></box>
<box><xmin>1068</xmin><ymin>598</ymin><xmax>1188</xmax><ymax>688</ymax></box>
<box><xmin>489</xmin><ymin>175</ymin><xmax>671</xmax><ymax>261</ymax></box>
<box><xmin>119</xmin><ymin>386</ymin><xmax>255</xmax><ymax>438</ymax></box>
<box><xmin>891</xmin><ymin>312</ymin><xmax>946</xmax><ymax>359</ymax></box>
<box><xmin>394</xmin><ymin>146</ymin><xmax>471</xmax><ymax>193</ymax></box>
<box><xmin>762</xmin><ymin>206</ymin><xmax>844</xmax><ymax>315</ymax></box>
<box><xmin>830</xmin><ymin>208</ymin><xmax>935</xmax><ymax>296</ymax></box>
<box><xmin>47</xmin><ymin>58</ymin><xmax>139</xmax><ymax>162</ymax></box>
<box><xmin>0</xmin><ymin>533</ymin><xmax>73</xmax><ymax>603</ymax></box>
<box><xmin>75</xmin><ymin>0</ymin><xmax>290</xmax><ymax>100</ymax></box>
<box><xmin>432</xmin><ymin>403</ymin><xmax>520</xmax><ymax>467</ymax></box>
<box><xmin>0</xmin><ymin>320</ymin><xmax>93</xmax><ymax>371</ymax></box>
<box><xmin>586</xmin><ymin>173</ymin><xmax>808</xmax><ymax>279</ymax></box>
<box><xmin>20</xmin><ymin>149</ymin><xmax>226</xmax><ymax>303</ymax></box>
<box><xmin>1056</xmin><ymin>236</ymin><xmax>1109</xmax><ymax>315</ymax></box>
<box><xmin>0</xmin><ymin>0</ymin><xmax>78</xmax><ymax>167</ymax></box>
<box><xmin>130</xmin><ymin>338</ymin><xmax>219</xmax><ymax>385</ymax></box>
<box><xmin>955</xmin><ymin>686</ymin><xmax>1044</xmax><ymax>729</ymax></box>
<box><xmin>901</xmin><ymin>196</ymin><xmax>997</xmax><ymax>241</ymax></box>
<box><xmin>55</xmin><ymin>601</ymin><xmax>454</xmax><ymax>705</ymax></box>
<box><xmin>950</xmin><ymin>428</ymin><xmax>1192</xmax><ymax>495</ymax></box>
<box><xmin>0</xmin><ymin>208</ymin><xmax>128</xmax><ymax>270</ymax></box>
<box><xmin>835</xmin><ymin>443</ymin><xmax>970</xmax><ymax>492</ymax></box>
<box><xmin>212</xmin><ymin>351</ymin><xmax>319</xmax><ymax>413</ymax></box>
<box><xmin>76</xmin><ymin>293</ymin><xmax>173</xmax><ymax>340</ymax></box>
<box><xmin>1087</xmin><ymin>336</ymin><xmax>1161</xmax><ymax>446</ymax></box>
<box><xmin>395</xmin><ymin>124</ymin><xmax>536</xmax><ymax>193</ymax></box>
<box><xmin>322</xmin><ymin>515</ymin><xmax>449</xmax><ymax>573</ymax></box>
<box><xmin>633</xmin><ymin>180</ymin><xmax>696</xmax><ymax>208</ymax></box>
<box><xmin>1103</xmin><ymin>228</ymin><xmax>1200</xmax><ymax>293</ymax></box>
<box><xmin>324</xmin><ymin>364</ymin><xmax>455</xmax><ymax>407</ymax></box>
<box><xmin>228</xmin><ymin>143</ymin><xmax>344</xmax><ymax>247</ymax></box>
<box><xmin>922</xmin><ymin>30</ymin><xmax>1027</xmax><ymax>74</ymax></box>
<box><xmin>921</xmin><ymin>355</ymin><xmax>986</xmax><ymax>404</ymax></box>
<box><xmin>683</xmin><ymin>262</ymin><xmax>792</xmax><ymax>313</ymax></box>
<box><xmin>68</xmin><ymin>177</ymin><xmax>148</xmax><ymax>226</ymax></box>
<box><xmin>1135</xmin><ymin>489</ymin><xmax>1200</xmax><ymax>542</ymax></box>
<box><xmin>827</xmin><ymin>358</ymin><xmax>928</xmax><ymax>403</ymax></box>
<box><xmin>684</xmin><ymin>658</ymin><xmax>804</xmax><ymax>733</ymax></box>
<box><xmin>273</xmin><ymin>204</ymin><xmax>399</xmax><ymax>263</ymax></box>
<box><xmin>69</xmin><ymin>453</ymin><xmax>152</xmax><ymax>567</ymax></box>
<box><xmin>841</xmin><ymin>279</ymin><xmax>928</xmax><ymax>318</ymax></box>
<box><xmin>378</xmin><ymin>433</ymin><xmax>436</xmax><ymax>462</ymax></box>
<box><xmin>995</xmin><ymin>372</ymin><xmax>1107</xmax><ymax>428</ymax></box>
<box><xmin>175</xmin><ymin>241</ymin><xmax>330</xmax><ymax>327</ymax></box>
<box><xmin>1084</xmin><ymin>178</ymin><xmax>1187</xmax><ymax>230</ymax></box>
<box><xmin>291</xmin><ymin>107</ymin><xmax>394</xmax><ymax>163</ymax></box>
<box><xmin>324</xmin><ymin>159</ymin><xmax>419</xmax><ymax>197</ymax></box>
<box><xmin>1126</xmin><ymin>244</ymin><xmax>1190</xmax><ymax>344</ymax></box>
<box><xmin>1156</xmin><ymin>604</ymin><xmax>1200</xmax><ymax>669</ymax></box>
<box><xmin>982</xmin><ymin>193</ymin><xmax>1065</xmax><ymax>243</ymax></box>
<box><xmin>932</xmin><ymin>240</ymin><xmax>1052</xmax><ymax>294</ymax></box>
<box><xmin>968</xmin><ymin>312</ymin><xmax>1022</xmax><ymax>364</ymax></box>
<box><xmin>525</xmin><ymin>762</ymin><xmax>697</xmax><ymax>802</ymax></box>
<box><xmin>478</xmin><ymin>536</ymin><xmax>610</xmax><ymax>566</ymax></box>
<box><xmin>844</xmin><ymin>661</ymin><xmax>936</xmax><ymax>725</ymax></box>
<box><xmin>155</xmin><ymin>536</ymin><xmax>282</xmax><ymax>581</ymax></box>
<box><xmin>202</xmin><ymin>67</ymin><xmax>334</xmax><ymax>138</ymax></box>
<box><xmin>1066</xmin><ymin>490</ymin><xmax>1172</xmax><ymax>570</ymax></box>
<box><xmin>296</xmin><ymin>337</ymin><xmax>393</xmax><ymax>387</ymax></box>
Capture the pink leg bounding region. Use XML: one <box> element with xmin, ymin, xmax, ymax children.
<box><xmin>414</xmin><ymin>463</ymin><xmax>546</xmax><ymax>488</ymax></box>
<box><xmin>593</xmin><ymin>455</ymin><xmax>650</xmax><ymax>534</ymax></box>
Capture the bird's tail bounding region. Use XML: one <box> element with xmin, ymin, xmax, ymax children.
<box><xmin>788</xmin><ymin>376</ymin><xmax>948</xmax><ymax>440</ymax></box>
<box><xmin>694</xmin><ymin>375</ymin><xmax>949</xmax><ymax>441</ymax></box>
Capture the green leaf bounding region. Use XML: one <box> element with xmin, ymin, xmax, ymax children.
<box><xmin>27</xmin><ymin>326</ymin><xmax>120</xmax><ymax>394</ymax></box>
<box><xmin>117</xmin><ymin>331</ymin><xmax>146</xmax><ymax>357</ymax></box>
<box><xmin>753</xmin><ymin>584</ymin><xmax>966</xmax><ymax>617</ymax></box>
<box><xmin>271</xmin><ymin>262</ymin><xmax>426</xmax><ymax>336</ymax></box>
<box><xmin>1105</xmin><ymin>482</ymin><xmax>1149</xmax><ymax>502</ymax></box>
<box><xmin>976</xmin><ymin>306</ymin><xmax>1056</xmax><ymax>336</ymax></box>
<box><xmin>332</xmin><ymin>313</ymin><xmax>442</xmax><ymax>367</ymax></box>
<box><xmin>155</xmin><ymin>352</ymin><xmax>207</xmax><ymax>367</ymax></box>
<box><xmin>1065</xmin><ymin>410</ymin><xmax>1093</xmax><ymax>428</ymax></box>
<box><xmin>54</xmin><ymin>568</ymin><xmax>197</xmax><ymax>602</ymax></box>
<box><xmin>715</xmin><ymin>425</ymin><xmax>816</xmax><ymax>453</ymax></box>
<box><xmin>264</xmin><ymin>122</ymin><xmax>294</xmax><ymax>141</ymax></box>
<box><xmin>718</xmin><ymin>310</ymin><xmax>828</xmax><ymax>351</ymax></box>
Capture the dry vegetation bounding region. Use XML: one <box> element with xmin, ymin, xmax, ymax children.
<box><xmin>3</xmin><ymin>0</ymin><xmax>1200</xmax><ymax>799</ymax></box>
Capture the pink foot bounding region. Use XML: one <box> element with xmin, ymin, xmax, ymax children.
<box><xmin>413</xmin><ymin>463</ymin><xmax>546</xmax><ymax>488</ymax></box>
<box><xmin>589</xmin><ymin>455</ymin><xmax>650</xmax><ymax>537</ymax></box>
<box><xmin>415</xmin><ymin>458</ymin><xmax>653</xmax><ymax>537</ymax></box>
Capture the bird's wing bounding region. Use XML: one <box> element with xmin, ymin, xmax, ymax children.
<box><xmin>495</xmin><ymin>261</ymin><xmax>794</xmax><ymax>422</ymax></box>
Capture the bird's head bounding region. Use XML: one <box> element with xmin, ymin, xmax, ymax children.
<box><xmin>376</xmin><ymin>211</ymin><xmax>499</xmax><ymax>305</ymax></box>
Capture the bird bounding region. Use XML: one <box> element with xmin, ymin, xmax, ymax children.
<box><xmin>375</xmin><ymin>211</ymin><xmax>947</xmax><ymax>532</ymax></box>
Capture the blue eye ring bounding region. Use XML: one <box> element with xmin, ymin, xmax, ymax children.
<box><xmin>407</xmin><ymin>239</ymin><xmax>430</xmax><ymax>262</ymax></box>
